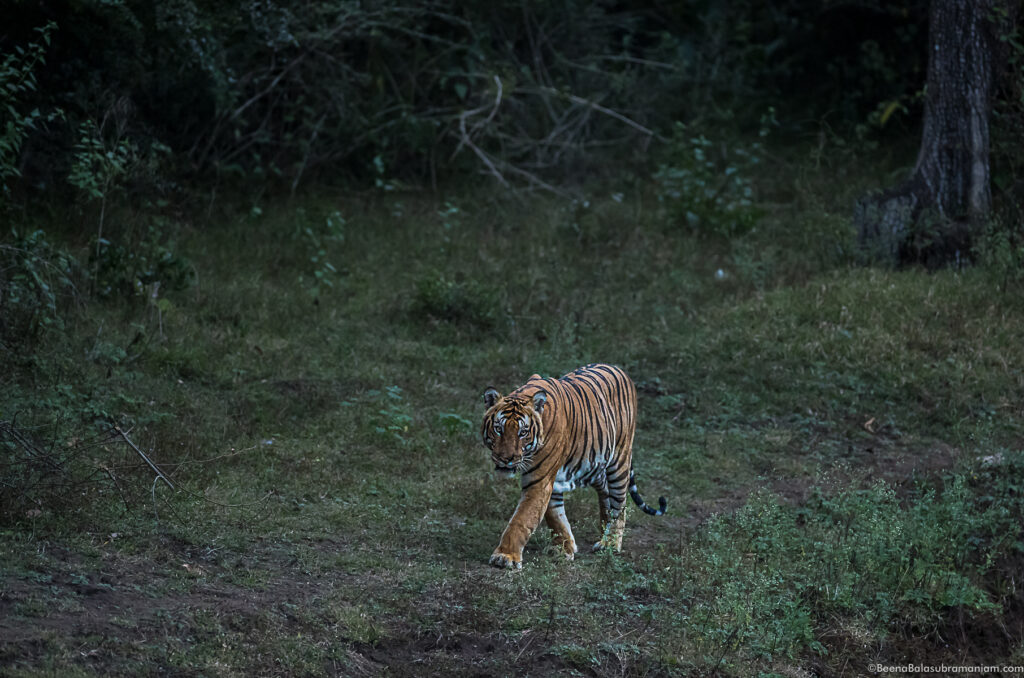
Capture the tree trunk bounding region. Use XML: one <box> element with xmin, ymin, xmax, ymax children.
<box><xmin>855</xmin><ymin>0</ymin><xmax>995</xmax><ymax>266</ymax></box>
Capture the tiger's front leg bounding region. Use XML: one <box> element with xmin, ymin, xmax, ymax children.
<box><xmin>544</xmin><ymin>492</ymin><xmax>578</xmax><ymax>559</ymax></box>
<box><xmin>490</xmin><ymin>481</ymin><xmax>553</xmax><ymax>570</ymax></box>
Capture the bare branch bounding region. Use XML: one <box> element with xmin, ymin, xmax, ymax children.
<box><xmin>453</xmin><ymin>76</ymin><xmax>511</xmax><ymax>188</ymax></box>
<box><xmin>531</xmin><ymin>87</ymin><xmax>660</xmax><ymax>139</ymax></box>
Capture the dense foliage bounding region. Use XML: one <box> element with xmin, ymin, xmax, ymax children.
<box><xmin>2</xmin><ymin>0</ymin><xmax>937</xmax><ymax>194</ymax></box>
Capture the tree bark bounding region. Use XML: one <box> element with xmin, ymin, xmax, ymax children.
<box><xmin>855</xmin><ymin>0</ymin><xmax>995</xmax><ymax>266</ymax></box>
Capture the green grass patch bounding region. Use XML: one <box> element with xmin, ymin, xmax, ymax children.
<box><xmin>3</xmin><ymin>142</ymin><xmax>1024</xmax><ymax>674</ymax></box>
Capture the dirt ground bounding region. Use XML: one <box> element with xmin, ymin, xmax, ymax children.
<box><xmin>6</xmin><ymin>438</ymin><xmax>1022</xmax><ymax>676</ymax></box>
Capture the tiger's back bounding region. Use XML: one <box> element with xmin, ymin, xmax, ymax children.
<box><xmin>522</xmin><ymin>364</ymin><xmax>637</xmax><ymax>498</ymax></box>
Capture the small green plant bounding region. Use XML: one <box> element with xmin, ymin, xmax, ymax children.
<box><xmin>438</xmin><ymin>412</ymin><xmax>473</xmax><ymax>437</ymax></box>
<box><xmin>68</xmin><ymin>119</ymin><xmax>139</xmax><ymax>255</ymax></box>
<box><xmin>298</xmin><ymin>209</ymin><xmax>345</xmax><ymax>298</ymax></box>
<box><xmin>436</xmin><ymin>200</ymin><xmax>461</xmax><ymax>254</ymax></box>
<box><xmin>372</xmin><ymin>155</ymin><xmax>398</xmax><ymax>192</ymax></box>
<box><xmin>373</xmin><ymin>385</ymin><xmax>413</xmax><ymax>444</ymax></box>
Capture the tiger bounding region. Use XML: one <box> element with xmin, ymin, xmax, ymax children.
<box><xmin>480</xmin><ymin>363</ymin><xmax>667</xmax><ymax>569</ymax></box>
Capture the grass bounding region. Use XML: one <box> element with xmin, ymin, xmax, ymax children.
<box><xmin>2</xmin><ymin>137</ymin><xmax>1024</xmax><ymax>675</ymax></box>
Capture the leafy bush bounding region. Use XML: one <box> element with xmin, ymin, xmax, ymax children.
<box><xmin>0</xmin><ymin>228</ymin><xmax>78</xmax><ymax>348</ymax></box>
<box><xmin>68</xmin><ymin>120</ymin><xmax>138</xmax><ymax>205</ymax></box>
<box><xmin>91</xmin><ymin>223</ymin><xmax>192</xmax><ymax>300</ymax></box>
<box><xmin>0</xmin><ymin>22</ymin><xmax>60</xmax><ymax>198</ymax></box>
<box><xmin>653</xmin><ymin>122</ymin><xmax>765</xmax><ymax>238</ymax></box>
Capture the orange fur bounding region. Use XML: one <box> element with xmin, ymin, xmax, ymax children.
<box><xmin>481</xmin><ymin>363</ymin><xmax>665</xmax><ymax>569</ymax></box>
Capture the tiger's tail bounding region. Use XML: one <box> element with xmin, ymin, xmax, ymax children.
<box><xmin>629</xmin><ymin>468</ymin><xmax>667</xmax><ymax>516</ymax></box>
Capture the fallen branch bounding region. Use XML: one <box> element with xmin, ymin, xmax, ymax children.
<box><xmin>114</xmin><ymin>426</ymin><xmax>175</xmax><ymax>490</ymax></box>
<box><xmin>2</xmin><ymin>420</ymin><xmax>274</xmax><ymax>525</ymax></box>
<box><xmin>130</xmin><ymin>447</ymin><xmax>272</xmax><ymax>533</ymax></box>
<box><xmin>110</xmin><ymin>429</ymin><xmax>271</xmax><ymax>508</ymax></box>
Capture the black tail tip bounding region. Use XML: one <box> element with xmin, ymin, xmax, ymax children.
<box><xmin>658</xmin><ymin>497</ymin><xmax>667</xmax><ymax>514</ymax></box>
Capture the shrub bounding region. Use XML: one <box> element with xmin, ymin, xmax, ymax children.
<box><xmin>0</xmin><ymin>22</ymin><xmax>60</xmax><ymax>199</ymax></box>
<box><xmin>0</xmin><ymin>228</ymin><xmax>78</xmax><ymax>348</ymax></box>
<box><xmin>412</xmin><ymin>271</ymin><xmax>499</xmax><ymax>330</ymax></box>
<box><xmin>90</xmin><ymin>221</ymin><xmax>192</xmax><ymax>300</ymax></box>
<box><xmin>653</xmin><ymin>122</ymin><xmax>765</xmax><ymax>239</ymax></box>
<box><xmin>678</xmin><ymin>470</ymin><xmax>1017</xmax><ymax>663</ymax></box>
<box><xmin>975</xmin><ymin>215</ymin><xmax>1024</xmax><ymax>293</ymax></box>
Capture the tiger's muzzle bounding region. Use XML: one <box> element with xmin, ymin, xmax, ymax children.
<box><xmin>493</xmin><ymin>457</ymin><xmax>521</xmax><ymax>477</ymax></box>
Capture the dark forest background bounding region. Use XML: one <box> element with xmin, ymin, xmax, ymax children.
<box><xmin>0</xmin><ymin>1</ymin><xmax>955</xmax><ymax>191</ymax></box>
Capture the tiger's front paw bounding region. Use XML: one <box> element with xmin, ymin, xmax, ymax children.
<box><xmin>488</xmin><ymin>551</ymin><xmax>522</xmax><ymax>570</ymax></box>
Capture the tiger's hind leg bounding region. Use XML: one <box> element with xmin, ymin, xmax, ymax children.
<box><xmin>544</xmin><ymin>492</ymin><xmax>577</xmax><ymax>559</ymax></box>
<box><xmin>593</xmin><ymin>465</ymin><xmax>629</xmax><ymax>552</ymax></box>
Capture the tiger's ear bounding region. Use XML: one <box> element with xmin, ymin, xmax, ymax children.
<box><xmin>483</xmin><ymin>387</ymin><xmax>501</xmax><ymax>408</ymax></box>
<box><xmin>532</xmin><ymin>390</ymin><xmax>547</xmax><ymax>414</ymax></box>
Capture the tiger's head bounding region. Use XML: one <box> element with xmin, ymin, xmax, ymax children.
<box><xmin>481</xmin><ymin>386</ymin><xmax>547</xmax><ymax>478</ymax></box>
